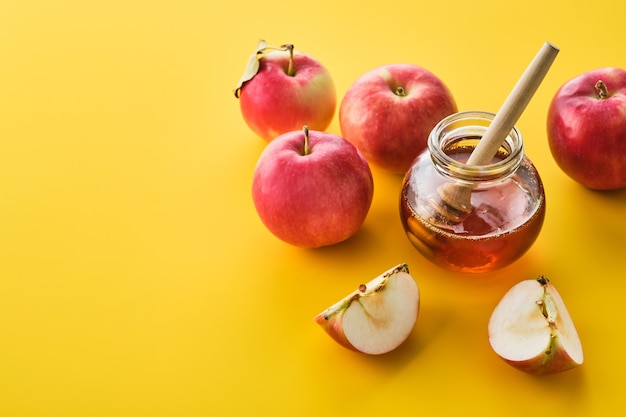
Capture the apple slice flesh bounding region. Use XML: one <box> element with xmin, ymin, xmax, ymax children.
<box><xmin>488</xmin><ymin>277</ymin><xmax>583</xmax><ymax>375</ymax></box>
<box><xmin>314</xmin><ymin>264</ymin><xmax>419</xmax><ymax>355</ymax></box>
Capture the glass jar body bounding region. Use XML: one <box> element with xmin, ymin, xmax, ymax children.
<box><xmin>399</xmin><ymin>111</ymin><xmax>545</xmax><ymax>274</ymax></box>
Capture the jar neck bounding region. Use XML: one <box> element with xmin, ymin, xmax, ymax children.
<box><xmin>428</xmin><ymin>111</ymin><xmax>524</xmax><ymax>185</ymax></box>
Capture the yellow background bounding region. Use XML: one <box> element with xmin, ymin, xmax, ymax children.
<box><xmin>1</xmin><ymin>0</ymin><xmax>625</xmax><ymax>415</ymax></box>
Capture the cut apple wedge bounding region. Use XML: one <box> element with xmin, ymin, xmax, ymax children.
<box><xmin>314</xmin><ymin>263</ymin><xmax>419</xmax><ymax>355</ymax></box>
<box><xmin>488</xmin><ymin>276</ymin><xmax>583</xmax><ymax>375</ymax></box>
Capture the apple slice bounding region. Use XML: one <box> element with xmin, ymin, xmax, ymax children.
<box><xmin>488</xmin><ymin>276</ymin><xmax>583</xmax><ymax>375</ymax></box>
<box><xmin>314</xmin><ymin>263</ymin><xmax>419</xmax><ymax>355</ymax></box>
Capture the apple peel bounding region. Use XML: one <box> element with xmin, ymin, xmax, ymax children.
<box><xmin>315</xmin><ymin>263</ymin><xmax>420</xmax><ymax>355</ymax></box>
<box><xmin>235</xmin><ymin>41</ymin><xmax>336</xmax><ymax>142</ymax></box>
<box><xmin>488</xmin><ymin>276</ymin><xmax>583</xmax><ymax>375</ymax></box>
<box><xmin>546</xmin><ymin>67</ymin><xmax>626</xmax><ymax>190</ymax></box>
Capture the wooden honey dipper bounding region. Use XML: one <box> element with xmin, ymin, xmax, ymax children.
<box><xmin>431</xmin><ymin>42</ymin><xmax>560</xmax><ymax>224</ymax></box>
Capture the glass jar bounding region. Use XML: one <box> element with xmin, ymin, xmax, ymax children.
<box><xmin>399</xmin><ymin>111</ymin><xmax>545</xmax><ymax>274</ymax></box>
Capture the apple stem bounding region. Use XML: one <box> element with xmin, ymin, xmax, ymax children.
<box><xmin>303</xmin><ymin>126</ymin><xmax>311</xmax><ymax>156</ymax></box>
<box><xmin>282</xmin><ymin>43</ymin><xmax>295</xmax><ymax>76</ymax></box>
<box><xmin>395</xmin><ymin>86</ymin><xmax>407</xmax><ymax>97</ymax></box>
<box><xmin>595</xmin><ymin>80</ymin><xmax>608</xmax><ymax>99</ymax></box>
<box><xmin>258</xmin><ymin>43</ymin><xmax>296</xmax><ymax>76</ymax></box>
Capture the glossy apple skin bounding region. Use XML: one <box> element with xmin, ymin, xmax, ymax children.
<box><xmin>252</xmin><ymin>129</ymin><xmax>373</xmax><ymax>248</ymax></box>
<box><xmin>547</xmin><ymin>67</ymin><xmax>626</xmax><ymax>190</ymax></box>
<box><xmin>239</xmin><ymin>51</ymin><xmax>336</xmax><ymax>142</ymax></box>
<box><xmin>339</xmin><ymin>64</ymin><xmax>457</xmax><ymax>174</ymax></box>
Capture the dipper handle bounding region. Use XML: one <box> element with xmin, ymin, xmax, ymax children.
<box><xmin>435</xmin><ymin>42</ymin><xmax>559</xmax><ymax>223</ymax></box>
<box><xmin>467</xmin><ymin>42</ymin><xmax>560</xmax><ymax>166</ymax></box>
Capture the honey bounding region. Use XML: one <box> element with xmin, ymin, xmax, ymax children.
<box><xmin>399</xmin><ymin>111</ymin><xmax>545</xmax><ymax>273</ymax></box>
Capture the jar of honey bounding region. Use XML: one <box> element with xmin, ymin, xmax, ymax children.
<box><xmin>400</xmin><ymin>111</ymin><xmax>545</xmax><ymax>273</ymax></box>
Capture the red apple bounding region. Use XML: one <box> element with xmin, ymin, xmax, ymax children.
<box><xmin>547</xmin><ymin>67</ymin><xmax>626</xmax><ymax>190</ymax></box>
<box><xmin>252</xmin><ymin>126</ymin><xmax>373</xmax><ymax>248</ymax></box>
<box><xmin>488</xmin><ymin>276</ymin><xmax>583</xmax><ymax>375</ymax></box>
<box><xmin>339</xmin><ymin>64</ymin><xmax>457</xmax><ymax>174</ymax></box>
<box><xmin>314</xmin><ymin>263</ymin><xmax>419</xmax><ymax>355</ymax></box>
<box><xmin>235</xmin><ymin>41</ymin><xmax>336</xmax><ymax>142</ymax></box>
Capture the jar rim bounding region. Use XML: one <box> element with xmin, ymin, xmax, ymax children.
<box><xmin>428</xmin><ymin>110</ymin><xmax>524</xmax><ymax>184</ymax></box>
